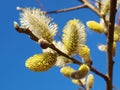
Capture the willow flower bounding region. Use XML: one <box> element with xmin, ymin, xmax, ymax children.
<box><xmin>79</xmin><ymin>44</ymin><xmax>91</xmax><ymax>65</ymax></box>
<box><xmin>87</xmin><ymin>21</ymin><xmax>105</xmax><ymax>33</ymax></box>
<box><xmin>114</xmin><ymin>25</ymin><xmax>120</xmax><ymax>42</ymax></box>
<box><xmin>62</xmin><ymin>19</ymin><xmax>86</xmax><ymax>55</ymax></box>
<box><xmin>98</xmin><ymin>42</ymin><xmax>116</xmax><ymax>56</ymax></box>
<box><xmin>60</xmin><ymin>66</ymin><xmax>75</xmax><ymax>78</ymax></box>
<box><xmin>55</xmin><ymin>56</ymin><xmax>72</xmax><ymax>67</ymax></box>
<box><xmin>25</xmin><ymin>52</ymin><xmax>57</xmax><ymax>72</ymax></box>
<box><xmin>112</xmin><ymin>42</ymin><xmax>116</xmax><ymax>56</ymax></box>
<box><xmin>101</xmin><ymin>0</ymin><xmax>110</xmax><ymax>15</ymax></box>
<box><xmin>53</xmin><ymin>41</ymin><xmax>72</xmax><ymax>67</ymax></box>
<box><xmin>86</xmin><ymin>74</ymin><xmax>94</xmax><ymax>89</ymax></box>
<box><xmin>71</xmin><ymin>64</ymin><xmax>89</xmax><ymax>79</ymax></box>
<box><xmin>98</xmin><ymin>44</ymin><xmax>107</xmax><ymax>52</ymax></box>
<box><xmin>17</xmin><ymin>7</ymin><xmax>58</xmax><ymax>42</ymax></box>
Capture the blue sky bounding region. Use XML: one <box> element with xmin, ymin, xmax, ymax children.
<box><xmin>0</xmin><ymin>0</ymin><xmax>120</xmax><ymax>90</ymax></box>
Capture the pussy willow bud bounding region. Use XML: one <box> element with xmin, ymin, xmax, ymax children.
<box><xmin>79</xmin><ymin>44</ymin><xmax>92</xmax><ymax>65</ymax></box>
<box><xmin>60</xmin><ymin>66</ymin><xmax>75</xmax><ymax>78</ymax></box>
<box><xmin>71</xmin><ymin>64</ymin><xmax>89</xmax><ymax>79</ymax></box>
<box><xmin>101</xmin><ymin>0</ymin><xmax>110</xmax><ymax>15</ymax></box>
<box><xmin>98</xmin><ymin>42</ymin><xmax>116</xmax><ymax>56</ymax></box>
<box><xmin>98</xmin><ymin>44</ymin><xmax>107</xmax><ymax>52</ymax></box>
<box><xmin>87</xmin><ymin>74</ymin><xmax>94</xmax><ymax>89</ymax></box>
<box><xmin>113</xmin><ymin>42</ymin><xmax>116</xmax><ymax>56</ymax></box>
<box><xmin>18</xmin><ymin>7</ymin><xmax>58</xmax><ymax>42</ymax></box>
<box><xmin>114</xmin><ymin>25</ymin><xmax>120</xmax><ymax>42</ymax></box>
<box><xmin>25</xmin><ymin>52</ymin><xmax>57</xmax><ymax>72</ymax></box>
<box><xmin>62</xmin><ymin>19</ymin><xmax>86</xmax><ymax>55</ymax></box>
<box><xmin>87</xmin><ymin>21</ymin><xmax>105</xmax><ymax>33</ymax></box>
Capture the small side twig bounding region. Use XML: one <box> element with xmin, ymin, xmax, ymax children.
<box><xmin>46</xmin><ymin>4</ymin><xmax>86</xmax><ymax>14</ymax></box>
<box><xmin>79</xmin><ymin>0</ymin><xmax>102</xmax><ymax>17</ymax></box>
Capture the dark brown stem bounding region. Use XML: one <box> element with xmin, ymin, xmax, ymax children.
<box><xmin>90</xmin><ymin>66</ymin><xmax>108</xmax><ymax>81</ymax></box>
<box><xmin>78</xmin><ymin>80</ymin><xmax>86</xmax><ymax>90</ymax></box>
<box><xmin>106</xmin><ymin>0</ymin><xmax>117</xmax><ymax>90</ymax></box>
<box><xmin>46</xmin><ymin>4</ymin><xmax>86</xmax><ymax>14</ymax></box>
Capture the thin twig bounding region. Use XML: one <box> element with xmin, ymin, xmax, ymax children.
<box><xmin>80</xmin><ymin>0</ymin><xmax>102</xmax><ymax>17</ymax></box>
<box><xmin>46</xmin><ymin>4</ymin><xmax>87</xmax><ymax>14</ymax></box>
<box><xmin>106</xmin><ymin>0</ymin><xmax>117</xmax><ymax>90</ymax></box>
<box><xmin>79</xmin><ymin>0</ymin><xmax>108</xmax><ymax>27</ymax></box>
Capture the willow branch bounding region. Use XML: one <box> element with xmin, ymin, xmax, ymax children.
<box><xmin>106</xmin><ymin>0</ymin><xmax>117</xmax><ymax>90</ymax></box>
<box><xmin>78</xmin><ymin>80</ymin><xmax>86</xmax><ymax>90</ymax></box>
<box><xmin>80</xmin><ymin>0</ymin><xmax>102</xmax><ymax>17</ymax></box>
<box><xmin>46</xmin><ymin>4</ymin><xmax>86</xmax><ymax>14</ymax></box>
<box><xmin>14</xmin><ymin>26</ymin><xmax>108</xmax><ymax>81</ymax></box>
<box><xmin>80</xmin><ymin>0</ymin><xmax>109</xmax><ymax>28</ymax></box>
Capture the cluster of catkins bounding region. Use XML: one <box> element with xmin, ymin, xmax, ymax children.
<box><xmin>87</xmin><ymin>0</ymin><xmax>120</xmax><ymax>56</ymax></box>
<box><xmin>14</xmin><ymin>0</ymin><xmax>120</xmax><ymax>89</ymax></box>
<box><xmin>14</xmin><ymin>7</ymin><xmax>94</xmax><ymax>89</ymax></box>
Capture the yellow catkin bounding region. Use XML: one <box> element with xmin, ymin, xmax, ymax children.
<box><xmin>60</xmin><ymin>66</ymin><xmax>75</xmax><ymax>78</ymax></box>
<box><xmin>25</xmin><ymin>52</ymin><xmax>57</xmax><ymax>72</ymax></box>
<box><xmin>62</xmin><ymin>19</ymin><xmax>86</xmax><ymax>55</ymax></box>
<box><xmin>79</xmin><ymin>44</ymin><xmax>91</xmax><ymax>65</ymax></box>
<box><xmin>101</xmin><ymin>0</ymin><xmax>110</xmax><ymax>15</ymax></box>
<box><xmin>71</xmin><ymin>64</ymin><xmax>89</xmax><ymax>79</ymax></box>
<box><xmin>87</xmin><ymin>21</ymin><xmax>105</xmax><ymax>33</ymax></box>
<box><xmin>113</xmin><ymin>42</ymin><xmax>116</xmax><ymax>56</ymax></box>
<box><xmin>18</xmin><ymin>7</ymin><xmax>58</xmax><ymax>42</ymax></box>
<box><xmin>114</xmin><ymin>25</ymin><xmax>120</xmax><ymax>42</ymax></box>
<box><xmin>87</xmin><ymin>74</ymin><xmax>94</xmax><ymax>89</ymax></box>
<box><xmin>98</xmin><ymin>42</ymin><xmax>116</xmax><ymax>56</ymax></box>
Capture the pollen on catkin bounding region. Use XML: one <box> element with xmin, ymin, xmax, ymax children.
<box><xmin>87</xmin><ymin>74</ymin><xmax>94</xmax><ymax>89</ymax></box>
<box><xmin>87</xmin><ymin>21</ymin><xmax>105</xmax><ymax>33</ymax></box>
<box><xmin>98</xmin><ymin>42</ymin><xmax>116</xmax><ymax>56</ymax></box>
<box><xmin>71</xmin><ymin>64</ymin><xmax>89</xmax><ymax>79</ymax></box>
<box><xmin>55</xmin><ymin>56</ymin><xmax>72</xmax><ymax>67</ymax></box>
<box><xmin>113</xmin><ymin>42</ymin><xmax>116</xmax><ymax>56</ymax></box>
<box><xmin>79</xmin><ymin>44</ymin><xmax>91</xmax><ymax>65</ymax></box>
<box><xmin>114</xmin><ymin>25</ymin><xmax>120</xmax><ymax>42</ymax></box>
<box><xmin>25</xmin><ymin>52</ymin><xmax>57</xmax><ymax>72</ymax></box>
<box><xmin>18</xmin><ymin>7</ymin><xmax>58</xmax><ymax>42</ymax></box>
<box><xmin>60</xmin><ymin>66</ymin><xmax>75</xmax><ymax>78</ymax></box>
<box><xmin>62</xmin><ymin>19</ymin><xmax>86</xmax><ymax>55</ymax></box>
